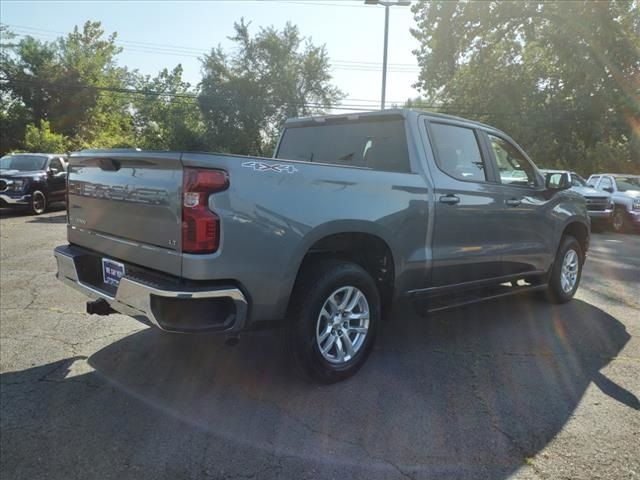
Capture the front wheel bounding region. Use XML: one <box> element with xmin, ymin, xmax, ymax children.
<box><xmin>546</xmin><ymin>235</ymin><xmax>583</xmax><ymax>304</ymax></box>
<box><xmin>29</xmin><ymin>190</ymin><xmax>47</xmax><ymax>215</ymax></box>
<box><xmin>285</xmin><ymin>260</ymin><xmax>380</xmax><ymax>384</ymax></box>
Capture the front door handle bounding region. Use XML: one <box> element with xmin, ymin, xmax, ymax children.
<box><xmin>506</xmin><ymin>198</ymin><xmax>522</xmax><ymax>207</ymax></box>
<box><xmin>439</xmin><ymin>194</ymin><xmax>460</xmax><ymax>205</ymax></box>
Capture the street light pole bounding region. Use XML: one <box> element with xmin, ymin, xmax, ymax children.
<box><xmin>381</xmin><ymin>5</ymin><xmax>389</xmax><ymax>110</ymax></box>
<box><xmin>365</xmin><ymin>0</ymin><xmax>411</xmax><ymax>110</ymax></box>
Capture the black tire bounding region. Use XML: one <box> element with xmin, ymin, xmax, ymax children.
<box><xmin>285</xmin><ymin>259</ymin><xmax>380</xmax><ymax>384</ymax></box>
<box><xmin>546</xmin><ymin>235</ymin><xmax>583</xmax><ymax>304</ymax></box>
<box><xmin>612</xmin><ymin>208</ymin><xmax>628</xmax><ymax>233</ymax></box>
<box><xmin>29</xmin><ymin>190</ymin><xmax>47</xmax><ymax>215</ymax></box>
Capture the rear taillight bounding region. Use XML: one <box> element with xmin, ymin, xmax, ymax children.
<box><xmin>182</xmin><ymin>168</ymin><xmax>228</xmax><ymax>254</ymax></box>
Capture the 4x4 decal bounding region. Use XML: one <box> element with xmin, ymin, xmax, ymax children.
<box><xmin>242</xmin><ymin>161</ymin><xmax>298</xmax><ymax>174</ymax></box>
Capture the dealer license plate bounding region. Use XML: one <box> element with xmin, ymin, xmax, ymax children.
<box><xmin>102</xmin><ymin>258</ymin><xmax>125</xmax><ymax>286</ymax></box>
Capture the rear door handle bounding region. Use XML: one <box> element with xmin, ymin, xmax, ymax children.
<box><xmin>506</xmin><ymin>198</ymin><xmax>522</xmax><ymax>207</ymax></box>
<box><xmin>439</xmin><ymin>195</ymin><xmax>460</xmax><ymax>205</ymax></box>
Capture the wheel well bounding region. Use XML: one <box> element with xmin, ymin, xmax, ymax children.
<box><xmin>296</xmin><ymin>232</ymin><xmax>395</xmax><ymax>315</ymax></box>
<box><xmin>27</xmin><ymin>182</ymin><xmax>47</xmax><ymax>194</ymax></box>
<box><xmin>562</xmin><ymin>222</ymin><xmax>589</xmax><ymax>256</ymax></box>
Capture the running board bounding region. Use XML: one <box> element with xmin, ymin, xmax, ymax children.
<box><xmin>414</xmin><ymin>282</ymin><xmax>548</xmax><ymax>314</ymax></box>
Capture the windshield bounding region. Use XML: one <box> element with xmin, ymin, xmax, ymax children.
<box><xmin>0</xmin><ymin>154</ymin><xmax>48</xmax><ymax>171</ymax></box>
<box><xmin>614</xmin><ymin>176</ymin><xmax>640</xmax><ymax>192</ymax></box>
<box><xmin>571</xmin><ymin>173</ymin><xmax>587</xmax><ymax>187</ymax></box>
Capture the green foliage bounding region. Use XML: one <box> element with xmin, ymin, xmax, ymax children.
<box><xmin>0</xmin><ymin>99</ymin><xmax>31</xmax><ymax>154</ymax></box>
<box><xmin>133</xmin><ymin>65</ymin><xmax>206</xmax><ymax>151</ymax></box>
<box><xmin>1</xmin><ymin>19</ymin><xmax>341</xmax><ymax>156</ymax></box>
<box><xmin>199</xmin><ymin>19</ymin><xmax>343</xmax><ymax>156</ymax></box>
<box><xmin>1</xmin><ymin>21</ymin><xmax>133</xmax><ymax>147</ymax></box>
<box><xmin>410</xmin><ymin>0</ymin><xmax>640</xmax><ymax>174</ymax></box>
<box><xmin>23</xmin><ymin>120</ymin><xmax>69</xmax><ymax>152</ymax></box>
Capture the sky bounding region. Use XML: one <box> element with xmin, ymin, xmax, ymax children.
<box><xmin>1</xmin><ymin>0</ymin><xmax>423</xmax><ymax>111</ymax></box>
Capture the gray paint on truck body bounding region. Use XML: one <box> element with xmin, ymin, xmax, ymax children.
<box><xmin>64</xmin><ymin>109</ymin><xmax>589</xmax><ymax>326</ymax></box>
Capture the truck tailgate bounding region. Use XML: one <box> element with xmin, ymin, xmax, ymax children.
<box><xmin>67</xmin><ymin>152</ymin><xmax>183</xmax><ymax>276</ymax></box>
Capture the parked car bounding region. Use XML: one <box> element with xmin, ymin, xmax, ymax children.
<box><xmin>586</xmin><ymin>173</ymin><xmax>640</xmax><ymax>232</ymax></box>
<box><xmin>54</xmin><ymin>109</ymin><xmax>590</xmax><ymax>383</ymax></box>
<box><xmin>542</xmin><ymin>169</ymin><xmax>613</xmax><ymax>230</ymax></box>
<box><xmin>0</xmin><ymin>153</ymin><xmax>68</xmax><ymax>215</ymax></box>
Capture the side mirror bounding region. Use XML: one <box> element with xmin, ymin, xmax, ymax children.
<box><xmin>545</xmin><ymin>172</ymin><xmax>570</xmax><ymax>190</ymax></box>
<box><xmin>603</xmin><ymin>186</ymin><xmax>614</xmax><ymax>193</ymax></box>
<box><xmin>49</xmin><ymin>167</ymin><xmax>59</xmax><ymax>176</ymax></box>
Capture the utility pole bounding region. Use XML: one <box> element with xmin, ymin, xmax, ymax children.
<box><xmin>365</xmin><ymin>0</ymin><xmax>411</xmax><ymax>110</ymax></box>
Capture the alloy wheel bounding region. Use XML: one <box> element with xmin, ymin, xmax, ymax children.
<box><xmin>560</xmin><ymin>249</ymin><xmax>579</xmax><ymax>293</ymax></box>
<box><xmin>315</xmin><ymin>286</ymin><xmax>370</xmax><ymax>364</ymax></box>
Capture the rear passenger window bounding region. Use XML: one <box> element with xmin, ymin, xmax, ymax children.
<box><xmin>276</xmin><ymin>118</ymin><xmax>410</xmax><ymax>173</ymax></box>
<box><xmin>429</xmin><ymin>123</ymin><xmax>487</xmax><ymax>182</ymax></box>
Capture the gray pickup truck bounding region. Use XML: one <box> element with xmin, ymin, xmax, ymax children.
<box><xmin>586</xmin><ymin>173</ymin><xmax>640</xmax><ymax>233</ymax></box>
<box><xmin>54</xmin><ymin>109</ymin><xmax>590</xmax><ymax>383</ymax></box>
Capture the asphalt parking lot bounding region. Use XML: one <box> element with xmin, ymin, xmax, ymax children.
<box><xmin>1</xmin><ymin>208</ymin><xmax>638</xmax><ymax>480</ymax></box>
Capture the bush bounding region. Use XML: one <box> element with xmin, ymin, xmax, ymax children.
<box><xmin>23</xmin><ymin>121</ymin><xmax>69</xmax><ymax>153</ymax></box>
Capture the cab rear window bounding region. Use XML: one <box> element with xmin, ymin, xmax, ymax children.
<box><xmin>276</xmin><ymin>119</ymin><xmax>411</xmax><ymax>173</ymax></box>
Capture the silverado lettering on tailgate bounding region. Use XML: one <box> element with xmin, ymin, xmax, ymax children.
<box><xmin>68</xmin><ymin>181</ymin><xmax>170</xmax><ymax>205</ymax></box>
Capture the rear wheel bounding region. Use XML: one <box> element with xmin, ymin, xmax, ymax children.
<box><xmin>546</xmin><ymin>235</ymin><xmax>583</xmax><ymax>304</ymax></box>
<box><xmin>29</xmin><ymin>190</ymin><xmax>47</xmax><ymax>215</ymax></box>
<box><xmin>285</xmin><ymin>260</ymin><xmax>380</xmax><ymax>383</ymax></box>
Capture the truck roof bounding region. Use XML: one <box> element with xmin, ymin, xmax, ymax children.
<box><xmin>3</xmin><ymin>152</ymin><xmax>66</xmax><ymax>158</ymax></box>
<box><xmin>284</xmin><ymin>108</ymin><xmax>505</xmax><ymax>135</ymax></box>
<box><xmin>591</xmin><ymin>173</ymin><xmax>640</xmax><ymax>178</ymax></box>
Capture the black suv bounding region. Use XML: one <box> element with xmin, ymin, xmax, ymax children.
<box><xmin>0</xmin><ymin>153</ymin><xmax>68</xmax><ymax>215</ymax></box>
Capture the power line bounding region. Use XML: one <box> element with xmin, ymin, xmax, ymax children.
<box><xmin>3</xmin><ymin>30</ymin><xmax>419</xmax><ymax>73</ymax></box>
<box><xmin>3</xmin><ymin>79</ymin><xmax>543</xmax><ymax>118</ymax></box>
<box><xmin>2</xmin><ymin>24</ymin><xmax>421</xmax><ymax>72</ymax></box>
<box><xmin>1</xmin><ymin>75</ymin><xmax>413</xmax><ymax>107</ymax></box>
<box><xmin>1</xmin><ymin>27</ymin><xmax>421</xmax><ymax>104</ymax></box>
<box><xmin>1</xmin><ymin>79</ymin><xmax>386</xmax><ymax>111</ymax></box>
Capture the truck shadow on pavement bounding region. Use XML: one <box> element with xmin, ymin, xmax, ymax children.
<box><xmin>1</xmin><ymin>297</ymin><xmax>637</xmax><ymax>479</ymax></box>
<box><xmin>25</xmin><ymin>211</ymin><xmax>67</xmax><ymax>224</ymax></box>
<box><xmin>0</xmin><ymin>206</ymin><xmax>66</xmax><ymax>221</ymax></box>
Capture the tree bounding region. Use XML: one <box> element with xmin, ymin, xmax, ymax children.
<box><xmin>23</xmin><ymin>120</ymin><xmax>68</xmax><ymax>152</ymax></box>
<box><xmin>1</xmin><ymin>21</ymin><xmax>135</xmax><ymax>150</ymax></box>
<box><xmin>410</xmin><ymin>0</ymin><xmax>640</xmax><ymax>174</ymax></box>
<box><xmin>132</xmin><ymin>65</ymin><xmax>206</xmax><ymax>151</ymax></box>
<box><xmin>198</xmin><ymin>20</ymin><xmax>343</xmax><ymax>156</ymax></box>
<box><xmin>1</xmin><ymin>19</ymin><xmax>342</xmax><ymax>156</ymax></box>
<box><xmin>1</xmin><ymin>26</ymin><xmax>34</xmax><ymax>154</ymax></box>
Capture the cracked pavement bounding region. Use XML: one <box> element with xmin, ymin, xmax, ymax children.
<box><xmin>1</xmin><ymin>208</ymin><xmax>639</xmax><ymax>480</ymax></box>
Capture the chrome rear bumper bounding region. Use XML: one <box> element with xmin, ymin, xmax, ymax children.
<box><xmin>54</xmin><ymin>245</ymin><xmax>248</xmax><ymax>333</ymax></box>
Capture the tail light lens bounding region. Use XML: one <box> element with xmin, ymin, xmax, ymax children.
<box><xmin>182</xmin><ymin>168</ymin><xmax>228</xmax><ymax>254</ymax></box>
